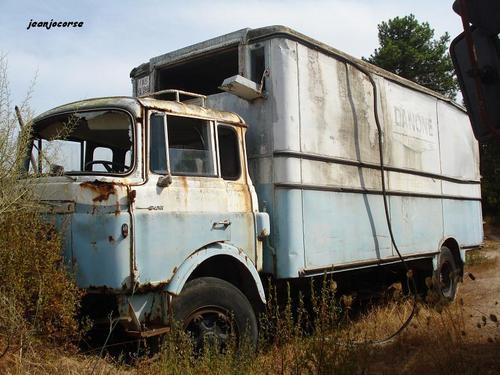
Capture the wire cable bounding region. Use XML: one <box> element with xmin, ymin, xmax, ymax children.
<box><xmin>341</xmin><ymin>59</ymin><xmax>419</xmax><ymax>345</ymax></box>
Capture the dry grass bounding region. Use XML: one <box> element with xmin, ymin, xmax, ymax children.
<box><xmin>0</xmin><ymin>54</ymin><xmax>85</xmax><ymax>372</ymax></box>
<box><xmin>2</xmin><ymin>294</ymin><xmax>499</xmax><ymax>375</ymax></box>
<box><xmin>0</xmin><ymin>243</ymin><xmax>497</xmax><ymax>374</ymax></box>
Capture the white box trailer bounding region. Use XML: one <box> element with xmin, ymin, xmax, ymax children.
<box><xmin>131</xmin><ymin>26</ymin><xmax>482</xmax><ymax>284</ymax></box>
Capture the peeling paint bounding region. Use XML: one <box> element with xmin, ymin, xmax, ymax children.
<box><xmin>80</xmin><ymin>180</ymin><xmax>117</xmax><ymax>202</ymax></box>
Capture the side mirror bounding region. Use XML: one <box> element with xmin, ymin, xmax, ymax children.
<box><xmin>451</xmin><ymin>0</ymin><xmax>500</xmax><ymax>140</ymax></box>
<box><xmin>157</xmin><ymin>173</ymin><xmax>172</xmax><ymax>188</ymax></box>
<box><xmin>450</xmin><ymin>29</ymin><xmax>500</xmax><ymax>141</ymax></box>
<box><xmin>50</xmin><ymin>164</ymin><xmax>64</xmax><ymax>175</ymax></box>
<box><xmin>453</xmin><ymin>0</ymin><xmax>500</xmax><ymax>35</ymax></box>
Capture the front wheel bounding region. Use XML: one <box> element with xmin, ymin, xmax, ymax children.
<box><xmin>172</xmin><ymin>277</ymin><xmax>258</xmax><ymax>351</ymax></box>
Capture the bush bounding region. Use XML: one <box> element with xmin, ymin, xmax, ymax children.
<box><xmin>0</xmin><ymin>212</ymin><xmax>82</xmax><ymax>345</ymax></box>
<box><xmin>0</xmin><ymin>53</ymin><xmax>83</xmax><ymax>354</ymax></box>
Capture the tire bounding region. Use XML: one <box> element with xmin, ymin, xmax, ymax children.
<box><xmin>172</xmin><ymin>277</ymin><xmax>258</xmax><ymax>351</ymax></box>
<box><xmin>434</xmin><ymin>246</ymin><xmax>459</xmax><ymax>301</ymax></box>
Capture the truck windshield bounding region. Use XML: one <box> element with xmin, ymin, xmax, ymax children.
<box><xmin>30</xmin><ymin>109</ymin><xmax>134</xmax><ymax>175</ymax></box>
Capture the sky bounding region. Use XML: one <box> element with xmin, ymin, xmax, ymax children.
<box><xmin>0</xmin><ymin>0</ymin><xmax>464</xmax><ymax>115</ymax></box>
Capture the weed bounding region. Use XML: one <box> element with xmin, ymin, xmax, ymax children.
<box><xmin>0</xmin><ymin>54</ymin><xmax>84</xmax><ymax>365</ymax></box>
<box><xmin>466</xmin><ymin>250</ymin><xmax>491</xmax><ymax>266</ymax></box>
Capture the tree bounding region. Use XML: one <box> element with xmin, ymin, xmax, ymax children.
<box><xmin>366</xmin><ymin>16</ymin><xmax>500</xmax><ymax>222</ymax></box>
<box><xmin>365</xmin><ymin>14</ymin><xmax>458</xmax><ymax>99</ymax></box>
<box><xmin>479</xmin><ymin>139</ymin><xmax>500</xmax><ymax>220</ymax></box>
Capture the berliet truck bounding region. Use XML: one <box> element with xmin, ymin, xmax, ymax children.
<box><xmin>29</xmin><ymin>26</ymin><xmax>482</xmax><ymax>345</ymax></box>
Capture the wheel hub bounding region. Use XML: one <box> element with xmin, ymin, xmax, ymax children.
<box><xmin>184</xmin><ymin>307</ymin><xmax>235</xmax><ymax>351</ymax></box>
<box><xmin>439</xmin><ymin>261</ymin><xmax>452</xmax><ymax>294</ymax></box>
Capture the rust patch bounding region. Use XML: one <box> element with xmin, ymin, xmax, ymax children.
<box><xmin>133</xmin><ymin>281</ymin><xmax>169</xmax><ymax>294</ymax></box>
<box><xmin>115</xmin><ymin>201</ymin><xmax>120</xmax><ymax>216</ymax></box>
<box><xmin>80</xmin><ymin>180</ymin><xmax>117</xmax><ymax>202</ymax></box>
<box><xmin>258</xmin><ymin>228</ymin><xmax>270</xmax><ymax>240</ymax></box>
<box><xmin>243</xmin><ymin>186</ymin><xmax>252</xmax><ymax>211</ymax></box>
<box><xmin>108</xmin><ymin>235</ymin><xmax>115</xmax><ymax>243</ymax></box>
<box><xmin>179</xmin><ymin>176</ymin><xmax>189</xmax><ymax>207</ymax></box>
<box><xmin>129</xmin><ymin>189</ymin><xmax>137</xmax><ymax>204</ymax></box>
<box><xmin>179</xmin><ymin>176</ymin><xmax>188</xmax><ymax>191</ymax></box>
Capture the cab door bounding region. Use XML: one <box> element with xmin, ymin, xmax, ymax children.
<box><xmin>133</xmin><ymin>112</ymin><xmax>230</xmax><ymax>284</ymax></box>
<box><xmin>216</xmin><ymin>123</ymin><xmax>256</xmax><ymax>262</ymax></box>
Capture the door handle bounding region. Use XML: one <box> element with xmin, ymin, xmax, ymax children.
<box><xmin>212</xmin><ymin>219</ymin><xmax>231</xmax><ymax>229</ymax></box>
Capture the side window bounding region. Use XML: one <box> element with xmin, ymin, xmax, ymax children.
<box><xmin>40</xmin><ymin>139</ymin><xmax>82</xmax><ymax>173</ymax></box>
<box><xmin>167</xmin><ymin>116</ymin><xmax>215</xmax><ymax>176</ymax></box>
<box><xmin>92</xmin><ymin>147</ymin><xmax>113</xmax><ymax>172</ymax></box>
<box><xmin>218</xmin><ymin>125</ymin><xmax>241</xmax><ymax>180</ymax></box>
<box><xmin>150</xmin><ymin>113</ymin><xmax>168</xmax><ymax>174</ymax></box>
<box><xmin>124</xmin><ymin>150</ymin><xmax>131</xmax><ymax>168</ymax></box>
<box><xmin>250</xmin><ymin>45</ymin><xmax>266</xmax><ymax>84</ymax></box>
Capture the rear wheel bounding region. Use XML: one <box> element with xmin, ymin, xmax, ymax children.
<box><xmin>434</xmin><ymin>246</ymin><xmax>459</xmax><ymax>301</ymax></box>
<box><xmin>172</xmin><ymin>277</ymin><xmax>258</xmax><ymax>352</ymax></box>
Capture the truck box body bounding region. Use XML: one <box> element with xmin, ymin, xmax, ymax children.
<box><xmin>131</xmin><ymin>26</ymin><xmax>483</xmax><ymax>280</ymax></box>
<box><xmin>26</xmin><ymin>26</ymin><xmax>483</xmax><ymax>340</ymax></box>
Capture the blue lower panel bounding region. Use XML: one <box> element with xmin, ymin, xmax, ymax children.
<box><xmin>134</xmin><ymin>210</ymin><xmax>253</xmax><ymax>285</ymax></box>
<box><xmin>388</xmin><ymin>196</ymin><xmax>444</xmax><ymax>255</ymax></box>
<box><xmin>72</xmin><ymin>210</ymin><xmax>131</xmax><ymax>289</ymax></box>
<box><xmin>274</xmin><ymin>189</ymin><xmax>306</xmax><ymax>278</ymax></box>
<box><xmin>442</xmin><ymin>199</ymin><xmax>483</xmax><ymax>246</ymax></box>
<box><xmin>302</xmin><ymin>190</ymin><xmax>392</xmax><ymax>271</ymax></box>
<box><xmin>255</xmin><ymin>183</ymin><xmax>276</xmax><ymax>274</ymax></box>
<box><xmin>271</xmin><ymin>188</ymin><xmax>482</xmax><ymax>279</ymax></box>
<box><xmin>43</xmin><ymin>214</ymin><xmax>73</xmax><ymax>269</ymax></box>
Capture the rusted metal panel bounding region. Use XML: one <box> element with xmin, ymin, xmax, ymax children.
<box><xmin>80</xmin><ymin>180</ymin><xmax>117</xmax><ymax>202</ymax></box>
<box><xmin>32</xmin><ymin>97</ymin><xmax>142</xmax><ymax>124</ymax></box>
<box><xmin>32</xmin><ymin>96</ymin><xmax>246</xmax><ymax>131</ymax></box>
<box><xmin>137</xmin><ymin>98</ymin><xmax>246</xmax><ymax>126</ymax></box>
<box><xmin>33</xmin><ymin>178</ymin><xmax>133</xmax><ymax>290</ymax></box>
<box><xmin>132</xmin><ymin>171</ymin><xmax>257</xmax><ymax>286</ymax></box>
<box><xmin>164</xmin><ymin>242</ymin><xmax>266</xmax><ymax>303</ymax></box>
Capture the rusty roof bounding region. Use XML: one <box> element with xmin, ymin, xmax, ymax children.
<box><xmin>32</xmin><ymin>96</ymin><xmax>246</xmax><ymax>126</ymax></box>
<box><xmin>137</xmin><ymin>97</ymin><xmax>245</xmax><ymax>126</ymax></box>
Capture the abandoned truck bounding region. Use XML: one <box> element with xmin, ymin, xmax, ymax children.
<box><xmin>29</xmin><ymin>26</ymin><xmax>482</xmax><ymax>345</ymax></box>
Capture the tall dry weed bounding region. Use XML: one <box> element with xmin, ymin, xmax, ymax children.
<box><xmin>0</xmin><ymin>54</ymin><xmax>83</xmax><ymax>365</ymax></box>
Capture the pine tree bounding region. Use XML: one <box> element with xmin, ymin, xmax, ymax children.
<box><xmin>365</xmin><ymin>14</ymin><xmax>458</xmax><ymax>99</ymax></box>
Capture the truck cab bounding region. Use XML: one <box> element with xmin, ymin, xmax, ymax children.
<box><xmin>29</xmin><ymin>93</ymin><xmax>269</xmax><ymax>344</ymax></box>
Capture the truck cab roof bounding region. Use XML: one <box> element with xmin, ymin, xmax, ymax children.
<box><xmin>32</xmin><ymin>96</ymin><xmax>246</xmax><ymax>127</ymax></box>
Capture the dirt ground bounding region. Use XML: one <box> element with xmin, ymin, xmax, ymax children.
<box><xmin>460</xmin><ymin>225</ymin><xmax>500</xmax><ymax>343</ymax></box>
<box><xmin>362</xmin><ymin>226</ymin><xmax>500</xmax><ymax>375</ymax></box>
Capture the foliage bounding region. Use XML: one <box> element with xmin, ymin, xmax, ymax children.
<box><xmin>480</xmin><ymin>138</ymin><xmax>500</xmax><ymax>220</ymax></box>
<box><xmin>0</xmin><ymin>53</ymin><xmax>83</xmax><ymax>355</ymax></box>
<box><xmin>0</xmin><ymin>213</ymin><xmax>83</xmax><ymax>344</ymax></box>
<box><xmin>0</xmin><ymin>54</ymin><xmax>36</xmax><ymax>216</ymax></box>
<box><xmin>365</xmin><ymin>14</ymin><xmax>458</xmax><ymax>99</ymax></box>
<box><xmin>137</xmin><ymin>277</ymin><xmax>364</xmax><ymax>375</ymax></box>
<box><xmin>2</xmin><ymin>276</ymin><xmax>499</xmax><ymax>374</ymax></box>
